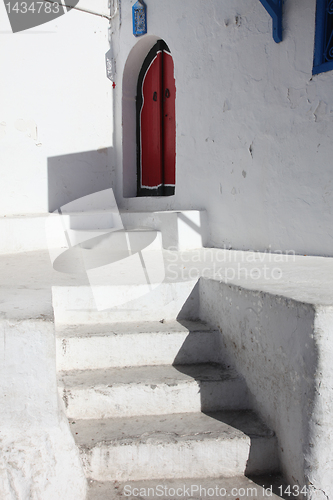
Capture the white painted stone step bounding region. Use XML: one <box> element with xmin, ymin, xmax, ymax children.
<box><xmin>56</xmin><ymin>320</ymin><xmax>221</xmax><ymax>371</ymax></box>
<box><xmin>52</xmin><ymin>280</ymin><xmax>199</xmax><ymax>324</ymax></box>
<box><xmin>120</xmin><ymin>209</ymin><xmax>209</xmax><ymax>250</ymax></box>
<box><xmin>72</xmin><ymin>411</ymin><xmax>278</xmax><ymax>481</ymax></box>
<box><xmin>87</xmin><ymin>475</ymin><xmax>285</xmax><ymax>500</ymax></box>
<box><xmin>76</xmin><ymin>227</ymin><xmax>162</xmax><ymax>251</ymax></box>
<box><xmin>61</xmin><ymin>210</ymin><xmax>115</xmax><ymax>230</ymax></box>
<box><xmin>52</xmin><ymin>228</ymin><xmax>163</xmax><ymax>275</ymax></box>
<box><xmin>58</xmin><ymin>363</ymin><xmax>250</xmax><ymax>419</ymax></box>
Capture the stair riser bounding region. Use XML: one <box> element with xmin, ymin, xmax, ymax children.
<box><xmin>56</xmin><ymin>331</ymin><xmax>220</xmax><ymax>371</ymax></box>
<box><xmin>87</xmin><ymin>476</ymin><xmax>284</xmax><ymax>500</ymax></box>
<box><xmin>52</xmin><ymin>281</ymin><xmax>199</xmax><ymax>324</ymax></box>
<box><xmin>245</xmin><ymin>436</ymin><xmax>280</xmax><ymax>476</ymax></box>
<box><xmin>76</xmin><ymin>230</ymin><xmax>162</xmax><ymax>251</ymax></box>
<box><xmin>59</xmin><ymin>379</ymin><xmax>250</xmax><ymax>419</ymax></box>
<box><xmin>66</xmin><ymin>212</ymin><xmax>114</xmax><ymax>230</ymax></box>
<box><xmin>80</xmin><ymin>438</ymin><xmax>251</xmax><ymax>481</ymax></box>
<box><xmin>120</xmin><ymin>210</ymin><xmax>208</xmax><ymax>251</ymax></box>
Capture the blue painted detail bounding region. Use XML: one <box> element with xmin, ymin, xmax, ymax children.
<box><xmin>313</xmin><ymin>0</ymin><xmax>333</xmax><ymax>74</ymax></box>
<box><xmin>258</xmin><ymin>0</ymin><xmax>283</xmax><ymax>43</ymax></box>
<box><xmin>132</xmin><ymin>0</ymin><xmax>147</xmax><ymax>37</ymax></box>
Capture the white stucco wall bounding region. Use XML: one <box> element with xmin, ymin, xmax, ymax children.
<box><xmin>1</xmin><ymin>0</ymin><xmax>332</xmax><ymax>256</ymax></box>
<box><xmin>0</xmin><ymin>0</ymin><xmax>114</xmax><ymax>215</ymax></box>
<box><xmin>199</xmin><ymin>279</ymin><xmax>333</xmax><ymax>500</ymax></box>
<box><xmin>113</xmin><ymin>0</ymin><xmax>333</xmax><ymax>257</ymax></box>
<box><xmin>0</xmin><ymin>319</ymin><xmax>86</xmax><ymax>499</ymax></box>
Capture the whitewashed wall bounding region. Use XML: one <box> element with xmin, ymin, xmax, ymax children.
<box><xmin>199</xmin><ymin>279</ymin><xmax>333</xmax><ymax>500</ymax></box>
<box><xmin>0</xmin><ymin>319</ymin><xmax>87</xmax><ymax>499</ymax></box>
<box><xmin>114</xmin><ymin>0</ymin><xmax>333</xmax><ymax>257</ymax></box>
<box><xmin>0</xmin><ymin>0</ymin><xmax>114</xmax><ymax>215</ymax></box>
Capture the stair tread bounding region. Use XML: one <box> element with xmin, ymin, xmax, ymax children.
<box><xmin>56</xmin><ymin>319</ymin><xmax>215</xmax><ymax>338</ymax></box>
<box><xmin>87</xmin><ymin>475</ymin><xmax>285</xmax><ymax>500</ymax></box>
<box><xmin>60</xmin><ymin>210</ymin><xmax>114</xmax><ymax>215</ymax></box>
<box><xmin>59</xmin><ymin>363</ymin><xmax>239</xmax><ymax>388</ymax></box>
<box><xmin>71</xmin><ymin>410</ymin><xmax>275</xmax><ymax>448</ymax></box>
<box><xmin>68</xmin><ymin>228</ymin><xmax>112</xmax><ymax>232</ymax></box>
<box><xmin>71</xmin><ymin>227</ymin><xmax>159</xmax><ymax>232</ymax></box>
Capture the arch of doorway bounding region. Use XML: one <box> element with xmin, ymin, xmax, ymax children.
<box><xmin>122</xmin><ymin>35</ymin><xmax>165</xmax><ymax>198</ymax></box>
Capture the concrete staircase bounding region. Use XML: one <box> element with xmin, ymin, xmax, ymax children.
<box><xmin>49</xmin><ymin>197</ymin><xmax>281</xmax><ymax>498</ymax></box>
<box><xmin>55</xmin><ymin>315</ymin><xmax>280</xmax><ymax>498</ymax></box>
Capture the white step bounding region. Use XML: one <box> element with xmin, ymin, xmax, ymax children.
<box><xmin>0</xmin><ymin>213</ymin><xmax>117</xmax><ymax>255</ymax></box>
<box><xmin>56</xmin><ymin>320</ymin><xmax>221</xmax><ymax>371</ymax></box>
<box><xmin>61</xmin><ymin>227</ymin><xmax>162</xmax><ymax>251</ymax></box>
<box><xmin>52</xmin><ymin>280</ymin><xmax>199</xmax><ymax>324</ymax></box>
<box><xmin>120</xmin><ymin>210</ymin><xmax>209</xmax><ymax>250</ymax></box>
<box><xmin>58</xmin><ymin>363</ymin><xmax>250</xmax><ymax>420</ymax></box>
<box><xmin>51</xmin><ymin>228</ymin><xmax>163</xmax><ymax>274</ymax></box>
<box><xmin>0</xmin><ymin>208</ymin><xmax>208</xmax><ymax>255</ymax></box>
<box><xmin>87</xmin><ymin>475</ymin><xmax>285</xmax><ymax>500</ymax></box>
<box><xmin>62</xmin><ymin>210</ymin><xmax>115</xmax><ymax>230</ymax></box>
<box><xmin>72</xmin><ymin>411</ymin><xmax>278</xmax><ymax>481</ymax></box>
<box><xmin>46</xmin><ymin>187</ymin><xmax>124</xmax><ymax>256</ymax></box>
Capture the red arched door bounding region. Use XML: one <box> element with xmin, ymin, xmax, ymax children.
<box><xmin>136</xmin><ymin>40</ymin><xmax>176</xmax><ymax>197</ymax></box>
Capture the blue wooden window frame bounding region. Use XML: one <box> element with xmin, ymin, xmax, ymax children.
<box><xmin>313</xmin><ymin>0</ymin><xmax>333</xmax><ymax>74</ymax></box>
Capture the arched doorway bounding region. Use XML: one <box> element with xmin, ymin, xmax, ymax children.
<box><xmin>136</xmin><ymin>40</ymin><xmax>176</xmax><ymax>197</ymax></box>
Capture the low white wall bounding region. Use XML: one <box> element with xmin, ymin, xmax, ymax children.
<box><xmin>0</xmin><ymin>319</ymin><xmax>86</xmax><ymax>499</ymax></box>
<box><xmin>0</xmin><ymin>215</ymin><xmax>51</xmax><ymax>254</ymax></box>
<box><xmin>310</xmin><ymin>307</ymin><xmax>333</xmax><ymax>500</ymax></box>
<box><xmin>199</xmin><ymin>278</ymin><xmax>332</xmax><ymax>500</ymax></box>
<box><xmin>0</xmin><ymin>209</ymin><xmax>207</xmax><ymax>255</ymax></box>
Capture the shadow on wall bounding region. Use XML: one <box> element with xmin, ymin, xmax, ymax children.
<box><xmin>159</xmin><ymin>210</ymin><xmax>209</xmax><ymax>250</ymax></box>
<box><xmin>47</xmin><ymin>148</ymin><xmax>115</xmax><ymax>212</ymax></box>
<box><xmin>172</xmin><ymin>288</ymin><xmax>280</xmax><ymax>477</ymax></box>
